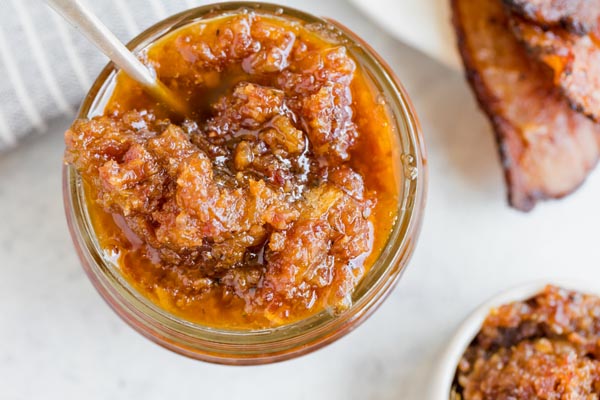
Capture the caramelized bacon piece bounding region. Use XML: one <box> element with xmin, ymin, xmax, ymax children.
<box><xmin>511</xmin><ymin>16</ymin><xmax>600</xmax><ymax>123</ymax></box>
<box><xmin>452</xmin><ymin>0</ymin><xmax>600</xmax><ymax>210</ymax></box>
<box><xmin>503</xmin><ymin>0</ymin><xmax>600</xmax><ymax>35</ymax></box>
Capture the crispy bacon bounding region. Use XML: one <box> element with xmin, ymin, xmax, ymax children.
<box><xmin>452</xmin><ymin>0</ymin><xmax>600</xmax><ymax>210</ymax></box>
<box><xmin>511</xmin><ymin>15</ymin><xmax>600</xmax><ymax>123</ymax></box>
<box><xmin>503</xmin><ymin>0</ymin><xmax>600</xmax><ymax>35</ymax></box>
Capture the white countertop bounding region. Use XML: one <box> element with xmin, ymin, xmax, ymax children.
<box><xmin>2</xmin><ymin>0</ymin><xmax>600</xmax><ymax>398</ymax></box>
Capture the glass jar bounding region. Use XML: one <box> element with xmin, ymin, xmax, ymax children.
<box><xmin>63</xmin><ymin>2</ymin><xmax>427</xmax><ymax>365</ymax></box>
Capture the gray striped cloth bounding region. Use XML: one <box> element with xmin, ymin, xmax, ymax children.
<box><xmin>0</xmin><ymin>0</ymin><xmax>212</xmax><ymax>151</ymax></box>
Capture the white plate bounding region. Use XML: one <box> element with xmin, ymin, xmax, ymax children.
<box><xmin>349</xmin><ymin>0</ymin><xmax>461</xmax><ymax>70</ymax></box>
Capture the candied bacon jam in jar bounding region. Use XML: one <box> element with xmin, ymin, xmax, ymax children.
<box><xmin>63</xmin><ymin>2</ymin><xmax>426</xmax><ymax>364</ymax></box>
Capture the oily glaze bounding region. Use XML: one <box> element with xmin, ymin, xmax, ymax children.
<box><xmin>65</xmin><ymin>12</ymin><xmax>399</xmax><ymax>329</ymax></box>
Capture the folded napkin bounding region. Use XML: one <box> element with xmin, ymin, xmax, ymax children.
<box><xmin>350</xmin><ymin>0</ymin><xmax>460</xmax><ymax>70</ymax></box>
<box><xmin>0</xmin><ymin>0</ymin><xmax>201</xmax><ymax>151</ymax></box>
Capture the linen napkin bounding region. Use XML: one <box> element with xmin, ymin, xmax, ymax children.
<box><xmin>0</xmin><ymin>0</ymin><xmax>199</xmax><ymax>151</ymax></box>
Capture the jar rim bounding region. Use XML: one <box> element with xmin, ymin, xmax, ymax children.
<box><xmin>63</xmin><ymin>1</ymin><xmax>428</xmax><ymax>365</ymax></box>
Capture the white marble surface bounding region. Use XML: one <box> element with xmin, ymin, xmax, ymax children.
<box><xmin>2</xmin><ymin>0</ymin><xmax>600</xmax><ymax>399</ymax></box>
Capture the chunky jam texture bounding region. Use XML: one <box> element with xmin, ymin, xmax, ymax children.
<box><xmin>457</xmin><ymin>286</ymin><xmax>600</xmax><ymax>399</ymax></box>
<box><xmin>65</xmin><ymin>13</ymin><xmax>398</xmax><ymax>329</ymax></box>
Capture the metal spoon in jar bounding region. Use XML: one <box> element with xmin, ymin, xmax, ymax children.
<box><xmin>45</xmin><ymin>0</ymin><xmax>189</xmax><ymax>117</ymax></box>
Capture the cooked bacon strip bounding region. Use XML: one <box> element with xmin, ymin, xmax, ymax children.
<box><xmin>452</xmin><ymin>0</ymin><xmax>600</xmax><ymax>210</ymax></box>
<box><xmin>511</xmin><ymin>16</ymin><xmax>600</xmax><ymax>123</ymax></box>
<box><xmin>503</xmin><ymin>0</ymin><xmax>600</xmax><ymax>35</ymax></box>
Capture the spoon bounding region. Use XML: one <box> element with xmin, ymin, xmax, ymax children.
<box><xmin>45</xmin><ymin>0</ymin><xmax>189</xmax><ymax>117</ymax></box>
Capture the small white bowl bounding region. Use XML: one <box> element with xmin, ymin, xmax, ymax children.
<box><xmin>428</xmin><ymin>279</ymin><xmax>600</xmax><ymax>400</ymax></box>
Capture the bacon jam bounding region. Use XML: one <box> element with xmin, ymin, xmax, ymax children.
<box><xmin>65</xmin><ymin>12</ymin><xmax>399</xmax><ymax>329</ymax></box>
<box><xmin>456</xmin><ymin>286</ymin><xmax>600</xmax><ymax>399</ymax></box>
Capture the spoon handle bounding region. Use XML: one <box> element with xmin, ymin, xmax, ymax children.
<box><xmin>45</xmin><ymin>0</ymin><xmax>189</xmax><ymax>116</ymax></box>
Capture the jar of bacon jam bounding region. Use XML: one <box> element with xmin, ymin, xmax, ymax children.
<box><xmin>63</xmin><ymin>2</ymin><xmax>426</xmax><ymax>364</ymax></box>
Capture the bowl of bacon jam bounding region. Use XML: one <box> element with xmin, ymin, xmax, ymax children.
<box><xmin>431</xmin><ymin>284</ymin><xmax>600</xmax><ymax>399</ymax></box>
<box><xmin>63</xmin><ymin>2</ymin><xmax>426</xmax><ymax>364</ymax></box>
